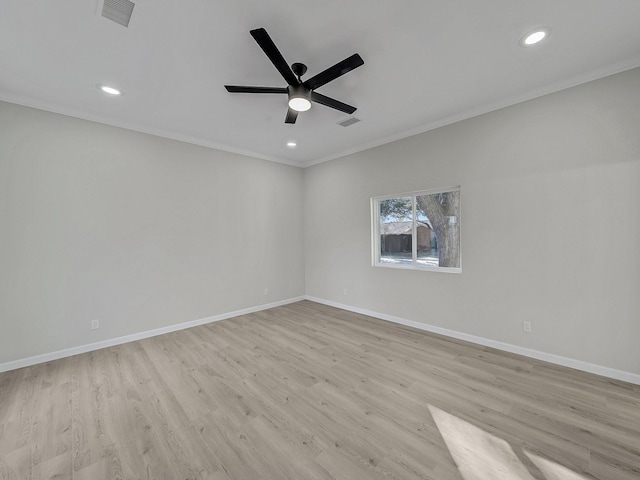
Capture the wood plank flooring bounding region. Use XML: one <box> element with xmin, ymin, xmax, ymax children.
<box><xmin>1</xmin><ymin>300</ymin><xmax>639</xmax><ymax>479</ymax></box>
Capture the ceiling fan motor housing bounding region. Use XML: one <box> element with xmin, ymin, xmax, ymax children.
<box><xmin>289</xmin><ymin>84</ymin><xmax>310</xmax><ymax>98</ymax></box>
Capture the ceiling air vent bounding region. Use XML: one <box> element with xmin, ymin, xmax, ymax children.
<box><xmin>101</xmin><ymin>0</ymin><xmax>135</xmax><ymax>27</ymax></box>
<box><xmin>338</xmin><ymin>117</ymin><xmax>361</xmax><ymax>127</ymax></box>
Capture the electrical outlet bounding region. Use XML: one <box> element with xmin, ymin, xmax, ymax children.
<box><xmin>264</xmin><ymin>288</ymin><xmax>269</xmax><ymax>296</ymax></box>
<box><xmin>523</xmin><ymin>321</ymin><xmax>532</xmax><ymax>333</ymax></box>
<box><xmin>91</xmin><ymin>319</ymin><xmax>99</xmax><ymax>330</ymax></box>
<box><xmin>343</xmin><ymin>288</ymin><xmax>348</xmax><ymax>296</ymax></box>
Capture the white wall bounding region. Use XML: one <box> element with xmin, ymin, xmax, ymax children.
<box><xmin>0</xmin><ymin>101</ymin><xmax>305</xmax><ymax>364</ymax></box>
<box><xmin>304</xmin><ymin>68</ymin><xmax>640</xmax><ymax>376</ymax></box>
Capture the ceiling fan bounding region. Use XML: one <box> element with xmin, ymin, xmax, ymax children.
<box><xmin>225</xmin><ymin>28</ymin><xmax>364</xmax><ymax>124</ymax></box>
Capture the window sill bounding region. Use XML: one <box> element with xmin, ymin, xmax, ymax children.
<box><xmin>373</xmin><ymin>263</ymin><xmax>462</xmax><ymax>274</ymax></box>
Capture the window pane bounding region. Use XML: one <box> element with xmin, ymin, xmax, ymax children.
<box><xmin>415</xmin><ymin>190</ymin><xmax>460</xmax><ymax>268</ymax></box>
<box><xmin>379</xmin><ymin>197</ymin><xmax>413</xmax><ymax>266</ymax></box>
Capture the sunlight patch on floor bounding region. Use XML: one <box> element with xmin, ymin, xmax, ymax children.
<box><xmin>525</xmin><ymin>450</ymin><xmax>589</xmax><ymax>480</ymax></box>
<box><xmin>428</xmin><ymin>405</ymin><xmax>589</xmax><ymax>480</ymax></box>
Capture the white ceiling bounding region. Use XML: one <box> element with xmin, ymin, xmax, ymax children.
<box><xmin>1</xmin><ymin>0</ymin><xmax>640</xmax><ymax>167</ymax></box>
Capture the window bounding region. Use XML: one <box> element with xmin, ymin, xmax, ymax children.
<box><xmin>372</xmin><ymin>187</ymin><xmax>461</xmax><ymax>272</ymax></box>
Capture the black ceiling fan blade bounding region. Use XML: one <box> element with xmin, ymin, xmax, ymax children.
<box><xmin>285</xmin><ymin>108</ymin><xmax>298</xmax><ymax>124</ymax></box>
<box><xmin>250</xmin><ymin>28</ymin><xmax>299</xmax><ymax>86</ymax></box>
<box><xmin>303</xmin><ymin>53</ymin><xmax>364</xmax><ymax>91</ymax></box>
<box><xmin>225</xmin><ymin>85</ymin><xmax>288</xmax><ymax>94</ymax></box>
<box><xmin>311</xmin><ymin>91</ymin><xmax>357</xmax><ymax>114</ymax></box>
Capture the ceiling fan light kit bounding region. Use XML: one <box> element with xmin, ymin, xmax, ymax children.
<box><xmin>288</xmin><ymin>85</ymin><xmax>312</xmax><ymax>112</ymax></box>
<box><xmin>225</xmin><ymin>28</ymin><xmax>364</xmax><ymax>124</ymax></box>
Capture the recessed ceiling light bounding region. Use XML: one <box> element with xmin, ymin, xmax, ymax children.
<box><xmin>97</xmin><ymin>84</ymin><xmax>121</xmax><ymax>95</ymax></box>
<box><xmin>286</xmin><ymin>141</ymin><xmax>297</xmax><ymax>148</ymax></box>
<box><xmin>521</xmin><ymin>27</ymin><xmax>551</xmax><ymax>46</ymax></box>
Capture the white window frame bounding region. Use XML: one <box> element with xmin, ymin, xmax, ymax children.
<box><xmin>371</xmin><ymin>186</ymin><xmax>462</xmax><ymax>273</ymax></box>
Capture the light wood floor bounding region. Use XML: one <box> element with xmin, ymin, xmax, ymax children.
<box><xmin>1</xmin><ymin>301</ymin><xmax>639</xmax><ymax>479</ymax></box>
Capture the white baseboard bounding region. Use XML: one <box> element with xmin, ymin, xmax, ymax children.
<box><xmin>305</xmin><ymin>296</ymin><xmax>640</xmax><ymax>386</ymax></box>
<box><xmin>4</xmin><ymin>295</ymin><xmax>638</xmax><ymax>386</ymax></box>
<box><xmin>0</xmin><ymin>296</ymin><xmax>305</xmax><ymax>373</ymax></box>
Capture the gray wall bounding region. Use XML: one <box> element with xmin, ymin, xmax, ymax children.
<box><xmin>0</xmin><ymin>101</ymin><xmax>305</xmax><ymax>364</ymax></box>
<box><xmin>2</xmin><ymin>68</ymin><xmax>639</xmax><ymax>377</ymax></box>
<box><xmin>304</xmin><ymin>68</ymin><xmax>640</xmax><ymax>375</ymax></box>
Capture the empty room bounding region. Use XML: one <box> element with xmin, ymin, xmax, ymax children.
<box><xmin>1</xmin><ymin>1</ymin><xmax>639</xmax><ymax>479</ymax></box>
